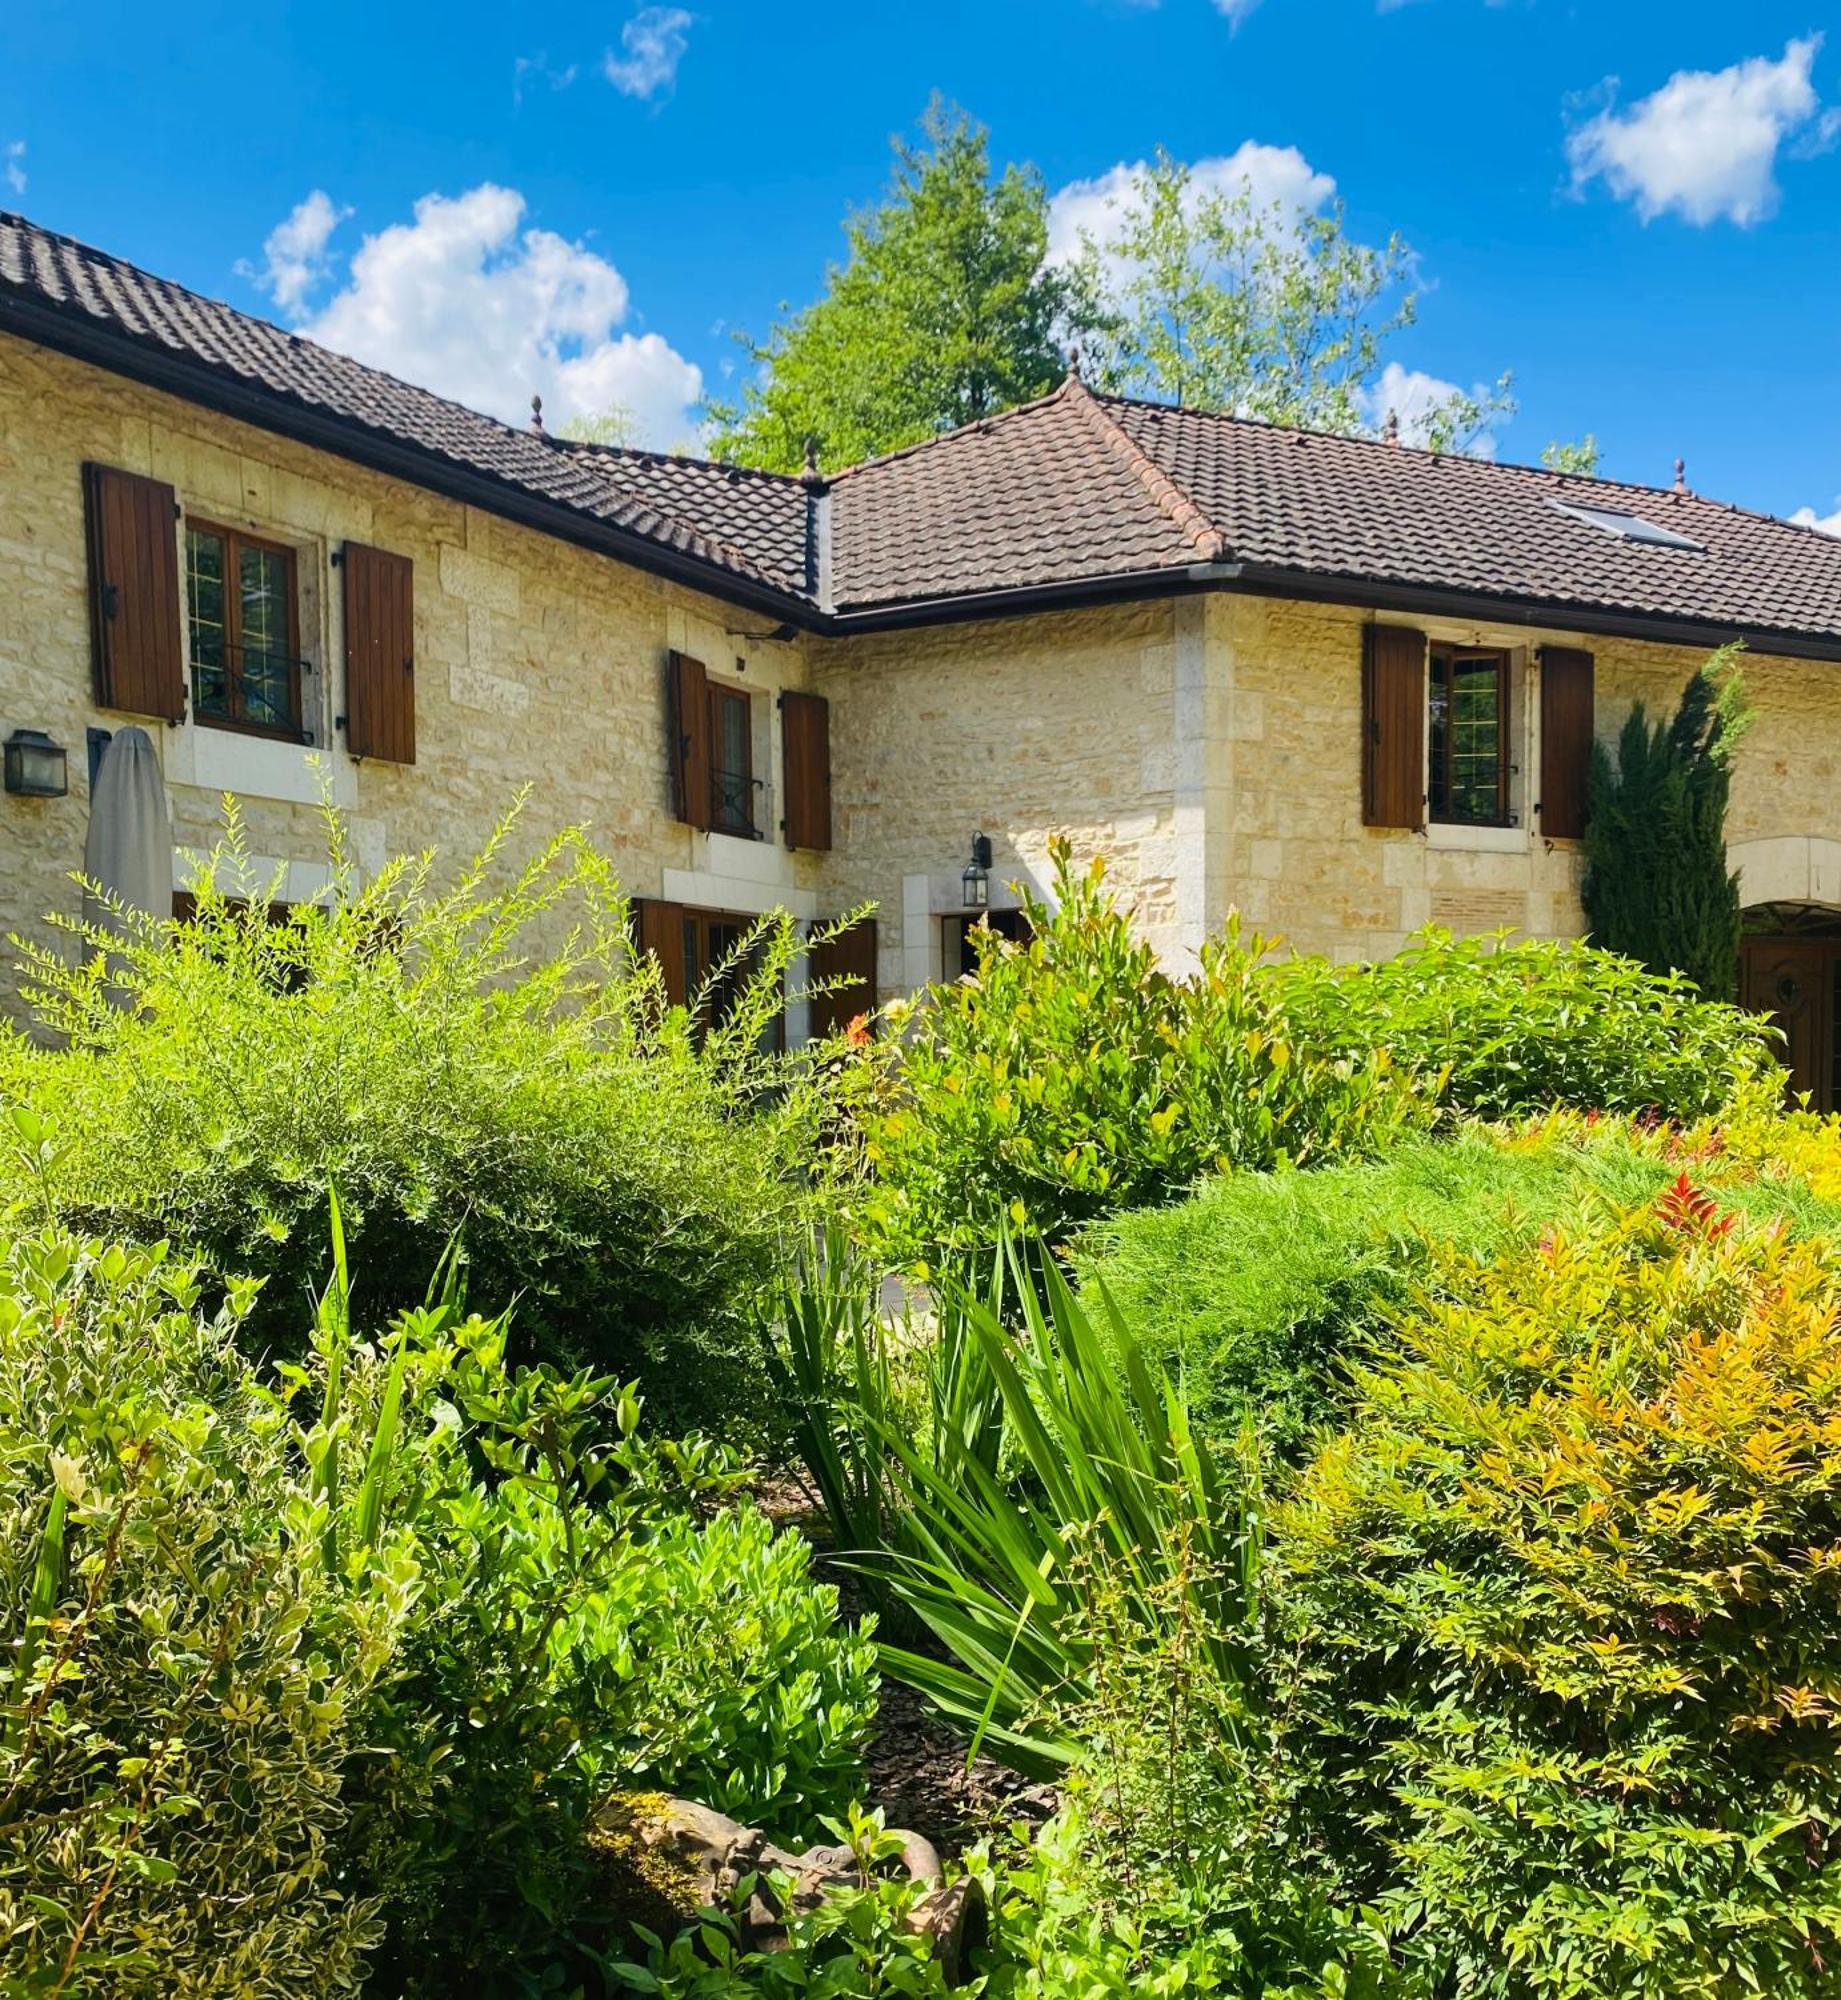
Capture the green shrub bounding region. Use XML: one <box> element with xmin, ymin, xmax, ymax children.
<box><xmin>287</xmin><ymin>1213</ymin><xmax>878</xmax><ymax>1993</ymax></box>
<box><xmin>1279</xmin><ymin>1184</ymin><xmax>1841</xmax><ymax>1996</ymax></box>
<box><xmin>0</xmin><ymin>1215</ymin><xmax>398</xmax><ymax>1993</ymax></box>
<box><xmin>856</xmin><ymin>841</ymin><xmax>1423</xmax><ymax>1261</ymax></box>
<box><xmin>2</xmin><ymin>801</ymin><xmax>817</xmax><ymax>1433</ymax></box>
<box><xmin>0</xmin><ymin>1171</ymin><xmax>877</xmax><ymax>1995</ymax></box>
<box><xmin>1075</xmin><ymin>1128</ymin><xmax>1671</xmax><ymax>1445</ymax></box>
<box><xmin>1271</xmin><ymin>927</ymin><xmax>1776</xmax><ymax>1123</ymax></box>
<box><xmin>1582</xmin><ymin>648</ymin><xmax>1752</xmax><ymax>1000</ymax></box>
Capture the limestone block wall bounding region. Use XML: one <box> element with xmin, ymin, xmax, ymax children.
<box><xmin>0</xmin><ymin>332</ymin><xmax>821</xmax><ymax>1000</ymax></box>
<box><xmin>810</xmin><ymin>599</ymin><xmax>1185</xmax><ymax>999</ymax></box>
<box><xmin>1215</xmin><ymin>592</ymin><xmax>1841</xmax><ymax>962</ymax></box>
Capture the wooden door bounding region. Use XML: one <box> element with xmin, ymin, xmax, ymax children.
<box><xmin>1742</xmin><ymin>938</ymin><xmax>1834</xmax><ymax>1108</ymax></box>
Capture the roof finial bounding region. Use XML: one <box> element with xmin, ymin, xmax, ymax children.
<box><xmin>1674</xmin><ymin>455</ymin><xmax>1687</xmax><ymax>493</ymax></box>
<box><xmin>798</xmin><ymin>434</ymin><xmax>827</xmax><ymax>493</ymax></box>
<box><xmin>529</xmin><ymin>393</ymin><xmax>545</xmax><ymax>437</ymax></box>
<box><xmin>1067</xmin><ymin>344</ymin><xmax>1083</xmax><ymax>381</ymax></box>
<box><xmin>1383</xmin><ymin>409</ymin><xmax>1400</xmax><ymax>446</ymax></box>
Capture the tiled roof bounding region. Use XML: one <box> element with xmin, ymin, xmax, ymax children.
<box><xmin>0</xmin><ymin>210</ymin><xmax>803</xmax><ymax>602</ymax></box>
<box><xmin>827</xmin><ymin>383</ymin><xmax>1206</xmax><ymax>609</ymax></box>
<box><xmin>1105</xmin><ymin>395</ymin><xmax>1841</xmax><ymax>648</ymax></box>
<box><xmin>6</xmin><ymin>207</ymin><xmax>1841</xmax><ymax>649</ymax></box>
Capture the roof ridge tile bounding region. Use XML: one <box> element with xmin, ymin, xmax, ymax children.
<box><xmin>1064</xmin><ymin>379</ymin><xmax>1229</xmax><ymax>562</ymax></box>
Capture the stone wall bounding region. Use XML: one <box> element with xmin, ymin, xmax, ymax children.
<box><xmin>0</xmin><ymin>332</ymin><xmax>822</xmax><ymax>997</ymax></box>
<box><xmin>5</xmin><ymin>329</ymin><xmax>1839</xmax><ymax>1017</ymax></box>
<box><xmin>810</xmin><ymin>599</ymin><xmax>1185</xmax><ymax>998</ymax></box>
<box><xmin>1213</xmin><ymin>593</ymin><xmax>1841</xmax><ymax>964</ymax></box>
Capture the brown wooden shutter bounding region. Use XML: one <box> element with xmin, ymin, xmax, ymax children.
<box><xmin>634</xmin><ymin>897</ymin><xmax>688</xmax><ymax>1005</ymax></box>
<box><xmin>668</xmin><ymin>652</ymin><xmax>711</xmax><ymax>829</ymax></box>
<box><xmin>1538</xmin><ymin>645</ymin><xmax>1595</xmax><ymax>840</ymax></box>
<box><xmin>1362</xmin><ymin>624</ymin><xmax>1425</xmax><ymax>829</ymax></box>
<box><xmin>83</xmin><ymin>463</ymin><xmax>184</xmax><ymax>722</ymax></box>
<box><xmin>780</xmin><ymin>691</ymin><xmax>832</xmax><ymax>851</ymax></box>
<box><xmin>342</xmin><ymin>543</ymin><xmax>416</xmax><ymax>763</ymax></box>
<box><xmin>809</xmin><ymin>917</ymin><xmax>877</xmax><ymax>1039</ymax></box>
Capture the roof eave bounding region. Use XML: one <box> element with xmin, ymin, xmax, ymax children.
<box><xmin>1225</xmin><ymin>562</ymin><xmax>1841</xmax><ymax>664</ymax></box>
<box><xmin>0</xmin><ymin>289</ymin><xmax>825</xmax><ymax>631</ymax></box>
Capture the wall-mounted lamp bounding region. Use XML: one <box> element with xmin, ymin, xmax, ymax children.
<box><xmin>4</xmin><ymin>729</ymin><xmax>68</xmax><ymax>799</ymax></box>
<box><xmin>961</xmin><ymin>831</ymin><xmax>993</xmax><ymax>910</ymax></box>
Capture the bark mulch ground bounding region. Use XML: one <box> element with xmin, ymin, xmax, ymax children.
<box><xmin>753</xmin><ymin>1471</ymin><xmax>1058</xmax><ymax>1855</ymax></box>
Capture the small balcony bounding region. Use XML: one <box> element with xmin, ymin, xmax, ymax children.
<box><xmin>712</xmin><ymin>766</ymin><xmax>767</xmax><ymax>840</ymax></box>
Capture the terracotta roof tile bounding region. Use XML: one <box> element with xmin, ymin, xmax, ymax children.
<box><xmin>0</xmin><ymin>210</ymin><xmax>803</xmax><ymax>601</ymax></box>
<box><xmin>7</xmin><ymin>208</ymin><xmax>1841</xmax><ymax>647</ymax></box>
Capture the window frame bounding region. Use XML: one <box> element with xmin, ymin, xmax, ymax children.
<box><xmin>681</xmin><ymin>904</ymin><xmax>784</xmax><ymax>1049</ymax></box>
<box><xmin>707</xmin><ymin>682</ymin><xmax>757</xmax><ymax>837</ymax></box>
<box><xmin>1427</xmin><ymin>644</ymin><xmax>1511</xmax><ymax>829</ymax></box>
<box><xmin>184</xmin><ymin>517</ymin><xmax>306</xmax><ymax>742</ymax></box>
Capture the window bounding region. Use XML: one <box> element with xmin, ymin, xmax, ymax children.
<box><xmin>184</xmin><ymin>521</ymin><xmax>304</xmax><ymax>737</ymax></box>
<box><xmin>709</xmin><ymin>684</ymin><xmax>756</xmax><ymax>836</ymax></box>
<box><xmin>683</xmin><ymin>906</ymin><xmax>783</xmax><ymax>1048</ymax></box>
<box><xmin>1550</xmin><ymin>501</ymin><xmax>1702</xmax><ymax>552</ymax></box>
<box><xmin>1428</xmin><ymin>647</ymin><xmax>1509</xmax><ymax>826</ymax></box>
<box><xmin>945</xmin><ymin>908</ymin><xmax>1032</xmax><ymax>978</ymax></box>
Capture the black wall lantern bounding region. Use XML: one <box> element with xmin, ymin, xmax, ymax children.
<box><xmin>4</xmin><ymin>729</ymin><xmax>68</xmax><ymax>799</ymax></box>
<box><xmin>961</xmin><ymin>831</ymin><xmax>993</xmax><ymax>910</ymax></box>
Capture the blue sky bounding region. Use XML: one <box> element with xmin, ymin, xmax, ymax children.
<box><xmin>5</xmin><ymin>1</ymin><xmax>1840</xmax><ymax>524</ymax></box>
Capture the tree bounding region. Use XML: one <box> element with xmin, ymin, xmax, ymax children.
<box><xmin>1581</xmin><ymin>646</ymin><xmax>1754</xmax><ymax>1000</ymax></box>
<box><xmin>558</xmin><ymin>406</ymin><xmax>638</xmax><ymax>448</ymax></box>
<box><xmin>1542</xmin><ymin>435</ymin><xmax>1601</xmax><ymax>476</ymax></box>
<box><xmin>705</xmin><ymin>101</ymin><xmax>1088</xmax><ymax>473</ymax></box>
<box><xmin>1075</xmin><ymin>150</ymin><xmax>1514</xmax><ymax>453</ymax></box>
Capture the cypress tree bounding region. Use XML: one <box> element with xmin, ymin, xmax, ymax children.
<box><xmin>1580</xmin><ymin>646</ymin><xmax>1753</xmax><ymax>1000</ymax></box>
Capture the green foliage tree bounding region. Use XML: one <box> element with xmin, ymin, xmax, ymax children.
<box><xmin>1541</xmin><ymin>433</ymin><xmax>1600</xmax><ymax>475</ymax></box>
<box><xmin>1581</xmin><ymin>646</ymin><xmax>1754</xmax><ymax>1000</ymax></box>
<box><xmin>705</xmin><ymin>101</ymin><xmax>1088</xmax><ymax>472</ymax></box>
<box><xmin>1075</xmin><ymin>149</ymin><xmax>1515</xmax><ymax>451</ymax></box>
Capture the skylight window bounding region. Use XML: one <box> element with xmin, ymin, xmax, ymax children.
<box><xmin>1551</xmin><ymin>500</ymin><xmax>1702</xmax><ymax>551</ymax></box>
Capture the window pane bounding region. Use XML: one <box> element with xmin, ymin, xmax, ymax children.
<box><xmin>1430</xmin><ymin>653</ymin><xmax>1504</xmax><ymax>825</ymax></box>
<box><xmin>711</xmin><ymin>690</ymin><xmax>753</xmax><ymax>834</ymax></box>
<box><xmin>238</xmin><ymin>544</ymin><xmax>293</xmax><ymax>728</ymax></box>
<box><xmin>185</xmin><ymin>528</ymin><xmax>230</xmax><ymax>719</ymax></box>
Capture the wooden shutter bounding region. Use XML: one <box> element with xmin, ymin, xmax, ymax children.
<box><xmin>634</xmin><ymin>897</ymin><xmax>688</xmax><ymax>1006</ymax></box>
<box><xmin>83</xmin><ymin>463</ymin><xmax>184</xmax><ymax>722</ymax></box>
<box><xmin>343</xmin><ymin>543</ymin><xmax>416</xmax><ymax>763</ymax></box>
<box><xmin>1538</xmin><ymin>645</ymin><xmax>1595</xmax><ymax>840</ymax></box>
<box><xmin>809</xmin><ymin>917</ymin><xmax>877</xmax><ymax>1040</ymax></box>
<box><xmin>780</xmin><ymin>690</ymin><xmax>832</xmax><ymax>851</ymax></box>
<box><xmin>1362</xmin><ymin>624</ymin><xmax>1425</xmax><ymax>829</ymax></box>
<box><xmin>668</xmin><ymin>652</ymin><xmax>711</xmax><ymax>830</ymax></box>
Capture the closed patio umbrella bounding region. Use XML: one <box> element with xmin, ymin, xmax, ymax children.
<box><xmin>81</xmin><ymin>726</ymin><xmax>173</xmax><ymax>938</ymax></box>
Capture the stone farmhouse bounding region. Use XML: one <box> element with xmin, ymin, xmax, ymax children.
<box><xmin>6</xmin><ymin>210</ymin><xmax>1841</xmax><ymax>1096</ymax></box>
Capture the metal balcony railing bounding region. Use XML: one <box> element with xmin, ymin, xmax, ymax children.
<box><xmin>190</xmin><ymin>639</ymin><xmax>314</xmax><ymax>740</ymax></box>
<box><xmin>712</xmin><ymin>767</ymin><xmax>766</xmax><ymax>840</ymax></box>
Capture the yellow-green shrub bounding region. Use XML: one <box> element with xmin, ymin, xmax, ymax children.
<box><xmin>1281</xmin><ymin>1183</ymin><xmax>1841</xmax><ymax>1996</ymax></box>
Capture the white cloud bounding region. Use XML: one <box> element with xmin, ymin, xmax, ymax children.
<box><xmin>604</xmin><ymin>6</ymin><xmax>694</xmax><ymax>100</ymax></box>
<box><xmin>3</xmin><ymin>141</ymin><xmax>24</xmax><ymax>199</ymax></box>
<box><xmin>1047</xmin><ymin>141</ymin><xmax>1336</xmax><ymax>275</ymax></box>
<box><xmin>1567</xmin><ymin>35</ymin><xmax>1836</xmax><ymax>226</ymax></box>
<box><xmin>1211</xmin><ymin>0</ymin><xmax>1263</xmax><ymax>23</ymax></box>
<box><xmin>1360</xmin><ymin>361</ymin><xmax>1501</xmax><ymax>458</ymax></box>
<box><xmin>513</xmin><ymin>52</ymin><xmax>579</xmax><ymax>103</ymax></box>
<box><xmin>1792</xmin><ymin>499</ymin><xmax>1841</xmax><ymax>537</ymax></box>
<box><xmin>292</xmin><ymin>185</ymin><xmax>702</xmax><ymax>447</ymax></box>
<box><xmin>241</xmin><ymin>190</ymin><xmax>350</xmax><ymax>313</ymax></box>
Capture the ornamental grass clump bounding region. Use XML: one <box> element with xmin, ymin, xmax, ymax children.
<box><xmin>1281</xmin><ymin>1176</ymin><xmax>1841</xmax><ymax>1996</ymax></box>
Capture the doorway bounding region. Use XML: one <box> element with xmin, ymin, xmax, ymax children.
<box><xmin>1740</xmin><ymin>904</ymin><xmax>1841</xmax><ymax>1109</ymax></box>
